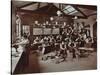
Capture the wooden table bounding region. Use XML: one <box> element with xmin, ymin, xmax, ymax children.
<box><xmin>78</xmin><ymin>47</ymin><xmax>94</xmax><ymax>51</ymax></box>
<box><xmin>11</xmin><ymin>46</ymin><xmax>23</xmax><ymax>73</ymax></box>
<box><xmin>78</xmin><ymin>47</ymin><xmax>94</xmax><ymax>56</ymax></box>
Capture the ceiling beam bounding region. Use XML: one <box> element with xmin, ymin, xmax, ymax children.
<box><xmin>17</xmin><ymin>5</ymin><xmax>87</xmax><ymax>19</ymax></box>
<box><xmin>87</xmin><ymin>13</ymin><xmax>97</xmax><ymax>17</ymax></box>
<box><xmin>46</xmin><ymin>3</ymin><xmax>53</xmax><ymax>12</ymax></box>
<box><xmin>32</xmin><ymin>5</ymin><xmax>49</xmax><ymax>12</ymax></box>
<box><xmin>72</xmin><ymin>5</ymin><xmax>88</xmax><ymax>18</ymax></box>
<box><xmin>18</xmin><ymin>2</ymin><xmax>37</xmax><ymax>9</ymax></box>
<box><xmin>52</xmin><ymin>4</ymin><xmax>87</xmax><ymax>19</ymax></box>
<box><xmin>63</xmin><ymin>4</ymin><xmax>97</xmax><ymax>10</ymax></box>
<box><xmin>37</xmin><ymin>2</ymin><xmax>40</xmax><ymax>9</ymax></box>
<box><xmin>59</xmin><ymin>4</ymin><xmax>61</xmax><ymax>9</ymax></box>
<box><xmin>17</xmin><ymin>9</ymin><xmax>56</xmax><ymax>16</ymax></box>
<box><xmin>75</xmin><ymin>5</ymin><xmax>97</xmax><ymax>11</ymax></box>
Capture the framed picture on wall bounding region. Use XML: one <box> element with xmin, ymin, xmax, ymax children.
<box><xmin>11</xmin><ymin>0</ymin><xmax>97</xmax><ymax>75</ymax></box>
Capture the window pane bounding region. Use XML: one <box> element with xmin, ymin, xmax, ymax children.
<box><xmin>67</xmin><ymin>7</ymin><xmax>75</xmax><ymax>12</ymax></box>
<box><xmin>68</xmin><ymin>10</ymin><xmax>78</xmax><ymax>15</ymax></box>
<box><xmin>63</xmin><ymin>5</ymin><xmax>77</xmax><ymax>14</ymax></box>
<box><xmin>63</xmin><ymin>10</ymin><xmax>69</xmax><ymax>14</ymax></box>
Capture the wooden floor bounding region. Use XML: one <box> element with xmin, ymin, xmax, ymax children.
<box><xmin>13</xmin><ymin>51</ymin><xmax>97</xmax><ymax>74</ymax></box>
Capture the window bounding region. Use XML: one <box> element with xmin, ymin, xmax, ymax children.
<box><xmin>63</xmin><ymin>5</ymin><xmax>78</xmax><ymax>15</ymax></box>
<box><xmin>22</xmin><ymin>25</ymin><xmax>30</xmax><ymax>35</ymax></box>
<box><xmin>33</xmin><ymin>28</ymin><xmax>43</xmax><ymax>35</ymax></box>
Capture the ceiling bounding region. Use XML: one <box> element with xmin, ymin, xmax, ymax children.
<box><xmin>12</xmin><ymin>1</ymin><xmax>33</xmax><ymax>7</ymax></box>
<box><xmin>12</xmin><ymin>1</ymin><xmax>97</xmax><ymax>19</ymax></box>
